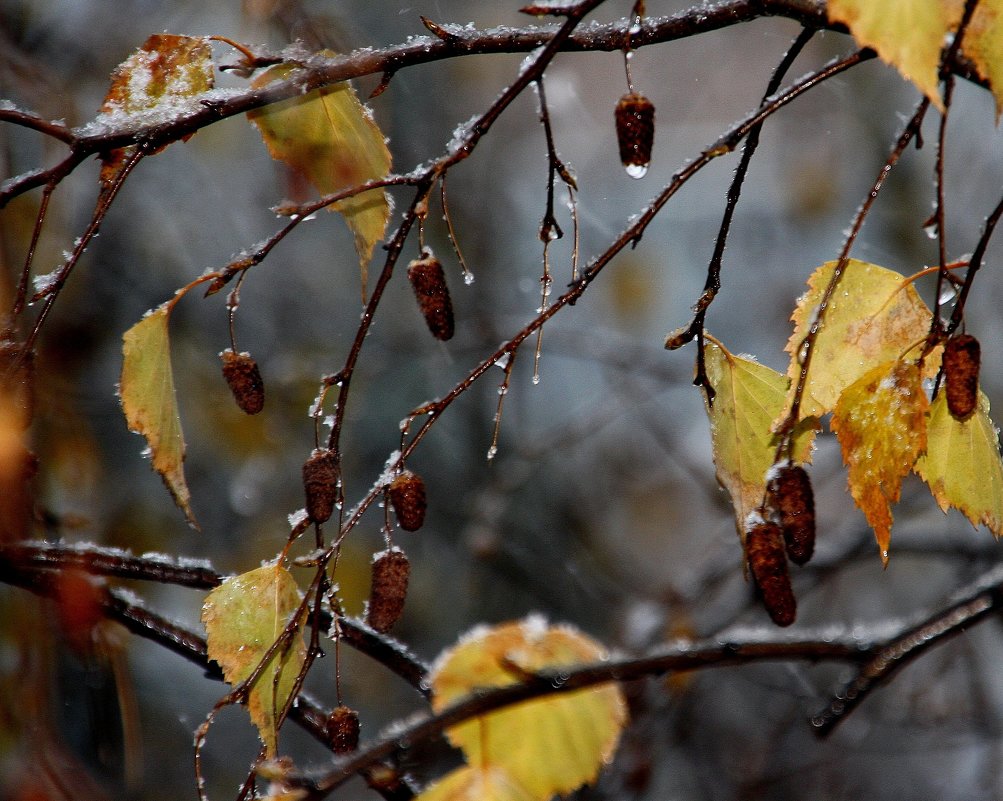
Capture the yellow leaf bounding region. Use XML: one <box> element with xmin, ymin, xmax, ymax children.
<box><xmin>248</xmin><ymin>63</ymin><xmax>392</xmax><ymax>298</ymax></box>
<box><xmin>831</xmin><ymin>359</ymin><xmax>929</xmax><ymax>563</ymax></box>
<box><xmin>783</xmin><ymin>259</ymin><xmax>934</xmax><ymax>423</ymax></box>
<box><xmin>703</xmin><ymin>340</ymin><xmax>815</xmax><ymax>539</ymax></box>
<box><xmin>120</xmin><ymin>305</ymin><xmax>196</xmax><ymax>527</ymax></box>
<box><xmin>416</xmin><ymin>767</ymin><xmax>537</xmax><ymax>801</ymax></box>
<box><xmin>914</xmin><ymin>390</ymin><xmax>1003</xmax><ymax>536</ymax></box>
<box><xmin>98</xmin><ymin>34</ymin><xmax>215</xmax><ymax>186</ymax></box>
<box><xmin>828</xmin><ymin>0</ymin><xmax>953</xmax><ymax>109</ymax></box>
<box><xmin>201</xmin><ymin>564</ymin><xmax>307</xmax><ymax>757</ymax></box>
<box><xmin>961</xmin><ymin>0</ymin><xmax>1003</xmax><ymax>118</ymax></box>
<box><xmin>429</xmin><ymin>616</ymin><xmax>626</xmax><ymax>800</ymax></box>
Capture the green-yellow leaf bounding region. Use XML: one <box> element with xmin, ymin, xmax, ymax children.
<box><xmin>831</xmin><ymin>359</ymin><xmax>929</xmax><ymax>564</ymax></box>
<box><xmin>415</xmin><ymin>767</ymin><xmax>537</xmax><ymax>801</ymax></box>
<box><xmin>703</xmin><ymin>340</ymin><xmax>815</xmax><ymax>539</ymax></box>
<box><xmin>248</xmin><ymin>63</ymin><xmax>392</xmax><ymax>298</ymax></box>
<box><xmin>828</xmin><ymin>0</ymin><xmax>953</xmax><ymax>109</ymax></box>
<box><xmin>428</xmin><ymin>616</ymin><xmax>626</xmax><ymax>801</ymax></box>
<box><xmin>98</xmin><ymin>34</ymin><xmax>215</xmax><ymax>186</ymax></box>
<box><xmin>783</xmin><ymin>259</ymin><xmax>934</xmax><ymax>423</ymax></box>
<box><xmin>201</xmin><ymin>564</ymin><xmax>307</xmax><ymax>757</ymax></box>
<box><xmin>914</xmin><ymin>390</ymin><xmax>1003</xmax><ymax>536</ymax></box>
<box><xmin>120</xmin><ymin>304</ymin><xmax>196</xmax><ymax>527</ymax></box>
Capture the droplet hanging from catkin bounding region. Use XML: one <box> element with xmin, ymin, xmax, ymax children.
<box><xmin>615</xmin><ymin>92</ymin><xmax>655</xmax><ymax>179</ymax></box>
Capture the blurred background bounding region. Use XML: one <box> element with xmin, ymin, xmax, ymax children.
<box><xmin>2</xmin><ymin>0</ymin><xmax>1003</xmax><ymax>799</ymax></box>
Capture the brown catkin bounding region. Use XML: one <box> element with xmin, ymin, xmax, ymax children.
<box><xmin>303</xmin><ymin>449</ymin><xmax>338</xmax><ymax>523</ymax></box>
<box><xmin>388</xmin><ymin>471</ymin><xmax>426</xmax><ymax>532</ymax></box>
<box><xmin>943</xmin><ymin>333</ymin><xmax>980</xmax><ymax>421</ymax></box>
<box><xmin>407</xmin><ymin>255</ymin><xmax>454</xmax><ymax>341</ymax></box>
<box><xmin>220</xmin><ymin>349</ymin><xmax>264</xmax><ymax>415</ymax></box>
<box><xmin>366</xmin><ymin>549</ymin><xmax>410</xmax><ymax>633</ymax></box>
<box><xmin>745</xmin><ymin>521</ymin><xmax>796</xmax><ymax>627</ymax></box>
<box><xmin>326</xmin><ymin>705</ymin><xmax>360</xmax><ymax>754</ymax></box>
<box><xmin>614</xmin><ymin>92</ymin><xmax>655</xmax><ymax>173</ymax></box>
<box><xmin>767</xmin><ymin>463</ymin><xmax>816</xmax><ymax>566</ymax></box>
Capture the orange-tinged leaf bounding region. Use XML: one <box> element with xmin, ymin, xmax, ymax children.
<box><xmin>783</xmin><ymin>259</ymin><xmax>934</xmax><ymax>423</ymax></box>
<box><xmin>828</xmin><ymin>0</ymin><xmax>953</xmax><ymax>109</ymax></box>
<box><xmin>429</xmin><ymin>616</ymin><xmax>626</xmax><ymax>800</ymax></box>
<box><xmin>831</xmin><ymin>359</ymin><xmax>929</xmax><ymax>564</ymax></box>
<box><xmin>98</xmin><ymin>34</ymin><xmax>214</xmax><ymax>185</ymax></box>
<box><xmin>248</xmin><ymin>63</ymin><xmax>392</xmax><ymax>297</ymax></box>
<box><xmin>415</xmin><ymin>766</ymin><xmax>537</xmax><ymax>801</ymax></box>
<box><xmin>201</xmin><ymin>564</ymin><xmax>306</xmax><ymax>757</ymax></box>
<box><xmin>703</xmin><ymin>340</ymin><xmax>815</xmax><ymax>539</ymax></box>
<box><xmin>914</xmin><ymin>390</ymin><xmax>1003</xmax><ymax>536</ymax></box>
<box><xmin>120</xmin><ymin>305</ymin><xmax>196</xmax><ymax>527</ymax></box>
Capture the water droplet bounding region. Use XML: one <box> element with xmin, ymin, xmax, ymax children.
<box><xmin>486</xmin><ymin>445</ymin><xmax>498</xmax><ymax>460</ymax></box>
<box><xmin>625</xmin><ymin>163</ymin><xmax>648</xmax><ymax>179</ymax></box>
<box><xmin>463</xmin><ymin>271</ymin><xmax>475</xmax><ymax>285</ymax></box>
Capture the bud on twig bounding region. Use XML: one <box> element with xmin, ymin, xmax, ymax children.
<box><xmin>220</xmin><ymin>349</ymin><xmax>264</xmax><ymax>414</ymax></box>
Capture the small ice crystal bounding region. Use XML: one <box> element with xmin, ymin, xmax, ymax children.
<box><xmin>625</xmin><ymin>163</ymin><xmax>648</xmax><ymax>179</ymax></box>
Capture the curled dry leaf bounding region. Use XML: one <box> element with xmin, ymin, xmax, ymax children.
<box><xmin>98</xmin><ymin>34</ymin><xmax>215</xmax><ymax>186</ymax></box>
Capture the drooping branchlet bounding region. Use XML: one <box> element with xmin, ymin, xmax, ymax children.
<box><xmin>766</xmin><ymin>462</ymin><xmax>815</xmax><ymax>565</ymax></box>
<box><xmin>366</xmin><ymin>548</ymin><xmax>410</xmax><ymax>633</ymax></box>
<box><xmin>325</xmin><ymin>705</ymin><xmax>360</xmax><ymax>753</ymax></box>
<box><xmin>388</xmin><ymin>470</ymin><xmax>426</xmax><ymax>531</ymax></box>
<box><xmin>745</xmin><ymin>521</ymin><xmax>796</xmax><ymax>627</ymax></box>
<box><xmin>615</xmin><ymin>92</ymin><xmax>655</xmax><ymax>178</ymax></box>
<box><xmin>407</xmin><ymin>253</ymin><xmax>454</xmax><ymax>341</ymax></box>
<box><xmin>943</xmin><ymin>333</ymin><xmax>980</xmax><ymax>421</ymax></box>
<box><xmin>303</xmin><ymin>449</ymin><xmax>338</xmax><ymax>523</ymax></box>
<box><xmin>220</xmin><ymin>349</ymin><xmax>265</xmax><ymax>415</ymax></box>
